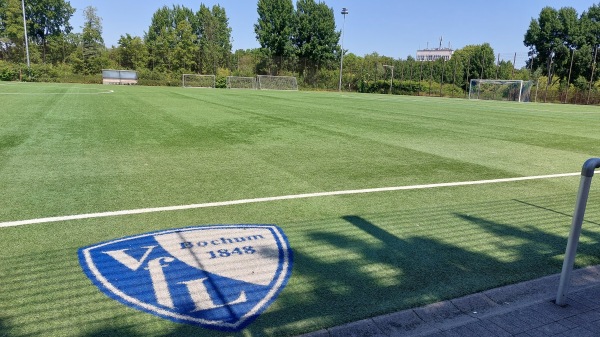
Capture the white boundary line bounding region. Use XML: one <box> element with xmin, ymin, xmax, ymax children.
<box><xmin>0</xmin><ymin>172</ymin><xmax>581</xmax><ymax>229</ymax></box>
<box><xmin>0</xmin><ymin>90</ymin><xmax>114</xmax><ymax>95</ymax></box>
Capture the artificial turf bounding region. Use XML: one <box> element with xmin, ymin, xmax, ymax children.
<box><xmin>1</xmin><ymin>82</ymin><xmax>599</xmax><ymax>336</ymax></box>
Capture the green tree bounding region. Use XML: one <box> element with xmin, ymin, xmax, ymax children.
<box><xmin>172</xmin><ymin>19</ymin><xmax>197</xmax><ymax>71</ymax></box>
<box><xmin>523</xmin><ymin>7</ymin><xmax>564</xmax><ymax>84</ymax></box>
<box><xmin>25</xmin><ymin>0</ymin><xmax>74</xmax><ymax>62</ymax></box>
<box><xmin>581</xmin><ymin>5</ymin><xmax>600</xmax><ymax>83</ymax></box>
<box><xmin>197</xmin><ymin>4</ymin><xmax>232</xmax><ymax>74</ymax></box>
<box><xmin>145</xmin><ymin>5</ymin><xmax>197</xmax><ymax>72</ymax></box>
<box><xmin>254</xmin><ymin>0</ymin><xmax>295</xmax><ymax>74</ymax></box>
<box><xmin>294</xmin><ymin>0</ymin><xmax>339</xmax><ymax>83</ymax></box>
<box><xmin>78</xmin><ymin>6</ymin><xmax>105</xmax><ymax>74</ymax></box>
<box><xmin>117</xmin><ymin>34</ymin><xmax>147</xmax><ymax>70</ymax></box>
<box><xmin>452</xmin><ymin>43</ymin><xmax>495</xmax><ymax>87</ymax></box>
<box><xmin>0</xmin><ymin>0</ymin><xmax>26</xmax><ymax>62</ymax></box>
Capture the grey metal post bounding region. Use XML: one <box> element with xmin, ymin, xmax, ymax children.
<box><xmin>21</xmin><ymin>0</ymin><xmax>30</xmax><ymax>69</ymax></box>
<box><xmin>556</xmin><ymin>158</ymin><xmax>600</xmax><ymax>306</ymax></box>
<box><xmin>338</xmin><ymin>8</ymin><xmax>348</xmax><ymax>92</ymax></box>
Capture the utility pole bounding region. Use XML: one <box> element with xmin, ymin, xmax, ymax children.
<box><xmin>383</xmin><ymin>64</ymin><xmax>394</xmax><ymax>94</ymax></box>
<box><xmin>338</xmin><ymin>8</ymin><xmax>348</xmax><ymax>92</ymax></box>
<box><xmin>21</xmin><ymin>0</ymin><xmax>31</xmax><ymax>69</ymax></box>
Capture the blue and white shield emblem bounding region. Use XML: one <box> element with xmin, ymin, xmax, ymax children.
<box><xmin>78</xmin><ymin>225</ymin><xmax>293</xmax><ymax>331</ymax></box>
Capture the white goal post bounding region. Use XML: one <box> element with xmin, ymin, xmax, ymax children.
<box><xmin>256</xmin><ymin>75</ymin><xmax>298</xmax><ymax>91</ymax></box>
<box><xmin>227</xmin><ymin>76</ymin><xmax>257</xmax><ymax>89</ymax></box>
<box><xmin>182</xmin><ymin>74</ymin><xmax>216</xmax><ymax>88</ymax></box>
<box><xmin>469</xmin><ymin>79</ymin><xmax>534</xmax><ymax>102</ymax></box>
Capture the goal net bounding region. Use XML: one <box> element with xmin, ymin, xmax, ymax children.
<box><xmin>226</xmin><ymin>76</ymin><xmax>257</xmax><ymax>89</ymax></box>
<box><xmin>182</xmin><ymin>74</ymin><xmax>216</xmax><ymax>88</ymax></box>
<box><xmin>469</xmin><ymin>79</ymin><xmax>533</xmax><ymax>102</ymax></box>
<box><xmin>256</xmin><ymin>75</ymin><xmax>298</xmax><ymax>90</ymax></box>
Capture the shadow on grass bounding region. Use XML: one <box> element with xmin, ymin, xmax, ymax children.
<box><xmin>0</xmin><ymin>318</ymin><xmax>8</xmax><ymax>337</ymax></box>
<box><xmin>4</xmin><ymin>210</ymin><xmax>600</xmax><ymax>337</ymax></box>
<box><xmin>458</xmin><ymin>211</ymin><xmax>600</xmax><ymax>270</ymax></box>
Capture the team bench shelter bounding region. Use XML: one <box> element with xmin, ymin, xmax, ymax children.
<box><xmin>102</xmin><ymin>69</ymin><xmax>138</xmax><ymax>85</ymax></box>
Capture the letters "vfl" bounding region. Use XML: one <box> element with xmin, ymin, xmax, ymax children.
<box><xmin>103</xmin><ymin>246</ymin><xmax>247</xmax><ymax>311</ymax></box>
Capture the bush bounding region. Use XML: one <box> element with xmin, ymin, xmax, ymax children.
<box><xmin>0</xmin><ymin>61</ymin><xmax>21</xmax><ymax>81</ymax></box>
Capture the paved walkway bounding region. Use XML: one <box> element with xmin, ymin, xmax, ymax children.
<box><xmin>299</xmin><ymin>265</ymin><xmax>600</xmax><ymax>337</ymax></box>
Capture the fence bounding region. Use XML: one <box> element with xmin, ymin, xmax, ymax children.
<box><xmin>228</xmin><ymin>52</ymin><xmax>600</xmax><ymax>104</ymax></box>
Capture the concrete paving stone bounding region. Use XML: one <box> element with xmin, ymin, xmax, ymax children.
<box><xmin>570</xmin><ymin>309</ymin><xmax>600</xmax><ymax>323</ymax></box>
<box><xmin>555</xmin><ymin>317</ymin><xmax>581</xmax><ymax>330</ymax></box>
<box><xmin>486</xmin><ymin>311</ymin><xmax>544</xmax><ymax>335</ymax></box>
<box><xmin>556</xmin><ymin>326</ymin><xmax>597</xmax><ymax>337</ymax></box>
<box><xmin>578</xmin><ymin>318</ymin><xmax>600</xmax><ymax>333</ymax></box>
<box><xmin>512</xmin><ymin>333</ymin><xmax>530</xmax><ymax>337</ymax></box>
<box><xmin>296</xmin><ymin>329</ymin><xmax>330</xmax><ymax>337</ymax></box>
<box><xmin>413</xmin><ymin>301</ymin><xmax>463</xmax><ymax>323</ymax></box>
<box><xmin>412</xmin><ymin>300</ymin><xmax>481</xmax><ymax>333</ymax></box>
<box><xmin>420</xmin><ymin>332</ymin><xmax>447</xmax><ymax>337</ymax></box>
<box><xmin>552</xmin><ymin>298</ymin><xmax>594</xmax><ymax>317</ymax></box>
<box><xmin>567</xmin><ymin>287</ymin><xmax>600</xmax><ymax>308</ymax></box>
<box><xmin>564</xmin><ymin>294</ymin><xmax>599</xmax><ymax>310</ymax></box>
<box><xmin>484</xmin><ymin>275</ymin><xmax>558</xmax><ymax>306</ymax></box>
<box><xmin>533</xmin><ymin>299</ymin><xmax>590</xmax><ymax>321</ymax></box>
<box><xmin>450</xmin><ymin>293</ymin><xmax>500</xmax><ymax>317</ymax></box>
<box><xmin>520</xmin><ymin>321</ymin><xmax>572</xmax><ymax>337</ymax></box>
<box><xmin>328</xmin><ymin>318</ymin><xmax>386</xmax><ymax>337</ymax></box>
<box><xmin>434</xmin><ymin>321</ymin><xmax>511</xmax><ymax>337</ymax></box>
<box><xmin>515</xmin><ymin>301</ymin><xmax>580</xmax><ymax>326</ymax></box>
<box><xmin>372</xmin><ymin>309</ymin><xmax>437</xmax><ymax>336</ymax></box>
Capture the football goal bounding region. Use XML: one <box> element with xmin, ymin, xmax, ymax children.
<box><xmin>256</xmin><ymin>75</ymin><xmax>298</xmax><ymax>91</ymax></box>
<box><xmin>182</xmin><ymin>74</ymin><xmax>216</xmax><ymax>88</ymax></box>
<box><xmin>226</xmin><ymin>76</ymin><xmax>257</xmax><ymax>89</ymax></box>
<box><xmin>469</xmin><ymin>79</ymin><xmax>533</xmax><ymax>102</ymax></box>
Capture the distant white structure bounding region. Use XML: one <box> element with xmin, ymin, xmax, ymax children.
<box><xmin>416</xmin><ymin>37</ymin><xmax>454</xmax><ymax>61</ymax></box>
<box><xmin>102</xmin><ymin>69</ymin><xmax>138</xmax><ymax>85</ymax></box>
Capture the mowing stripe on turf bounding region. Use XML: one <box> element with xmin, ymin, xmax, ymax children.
<box><xmin>0</xmin><ymin>172</ymin><xmax>582</xmax><ymax>228</ymax></box>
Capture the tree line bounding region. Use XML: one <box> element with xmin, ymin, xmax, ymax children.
<box><xmin>0</xmin><ymin>0</ymin><xmax>340</xmax><ymax>84</ymax></box>
<box><xmin>1</xmin><ymin>0</ymin><xmax>600</xmax><ymax>103</ymax></box>
<box><xmin>525</xmin><ymin>4</ymin><xmax>600</xmax><ymax>102</ymax></box>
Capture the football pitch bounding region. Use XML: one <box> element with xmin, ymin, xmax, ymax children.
<box><xmin>1</xmin><ymin>82</ymin><xmax>600</xmax><ymax>336</ymax></box>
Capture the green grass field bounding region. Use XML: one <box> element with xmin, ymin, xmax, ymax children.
<box><xmin>1</xmin><ymin>82</ymin><xmax>600</xmax><ymax>336</ymax></box>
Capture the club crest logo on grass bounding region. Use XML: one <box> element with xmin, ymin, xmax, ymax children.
<box><xmin>78</xmin><ymin>225</ymin><xmax>293</xmax><ymax>332</ymax></box>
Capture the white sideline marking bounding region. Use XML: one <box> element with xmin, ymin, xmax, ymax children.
<box><xmin>0</xmin><ymin>172</ymin><xmax>582</xmax><ymax>228</ymax></box>
<box><xmin>0</xmin><ymin>90</ymin><xmax>113</xmax><ymax>95</ymax></box>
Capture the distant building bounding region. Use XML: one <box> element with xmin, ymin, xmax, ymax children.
<box><xmin>416</xmin><ymin>37</ymin><xmax>454</xmax><ymax>61</ymax></box>
<box><xmin>416</xmin><ymin>48</ymin><xmax>453</xmax><ymax>61</ymax></box>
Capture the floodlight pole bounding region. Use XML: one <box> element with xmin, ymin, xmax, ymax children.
<box><xmin>21</xmin><ymin>0</ymin><xmax>31</xmax><ymax>69</ymax></box>
<box><xmin>338</xmin><ymin>8</ymin><xmax>348</xmax><ymax>92</ymax></box>
<box><xmin>383</xmin><ymin>65</ymin><xmax>394</xmax><ymax>94</ymax></box>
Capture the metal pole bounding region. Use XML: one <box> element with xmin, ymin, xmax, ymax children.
<box><xmin>441</xmin><ymin>58</ymin><xmax>445</xmax><ymax>96</ymax></box>
<box><xmin>390</xmin><ymin>66</ymin><xmax>393</xmax><ymax>93</ymax></box>
<box><xmin>587</xmin><ymin>45</ymin><xmax>598</xmax><ymax>105</ymax></box>
<box><xmin>565</xmin><ymin>49</ymin><xmax>575</xmax><ymax>104</ymax></box>
<box><xmin>512</xmin><ymin>52</ymin><xmax>516</xmax><ymax>79</ymax></box>
<box><xmin>338</xmin><ymin>8</ymin><xmax>348</xmax><ymax>92</ymax></box>
<box><xmin>556</xmin><ymin>158</ymin><xmax>600</xmax><ymax>306</ymax></box>
<box><xmin>383</xmin><ymin>65</ymin><xmax>394</xmax><ymax>94</ymax></box>
<box><xmin>21</xmin><ymin>0</ymin><xmax>30</xmax><ymax>69</ymax></box>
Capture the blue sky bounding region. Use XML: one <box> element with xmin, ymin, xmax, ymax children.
<box><xmin>68</xmin><ymin>0</ymin><xmax>596</xmax><ymax>65</ymax></box>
